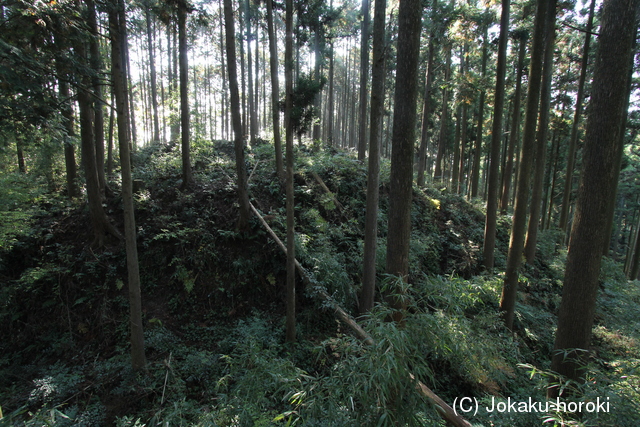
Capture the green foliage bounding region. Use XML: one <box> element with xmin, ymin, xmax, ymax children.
<box><xmin>280</xmin><ymin>73</ymin><xmax>327</xmax><ymax>137</ymax></box>
<box><xmin>3</xmin><ymin>133</ymin><xmax>640</xmax><ymax>427</ymax></box>
<box><xmin>0</xmin><ymin>172</ymin><xmax>46</xmax><ymax>252</ymax></box>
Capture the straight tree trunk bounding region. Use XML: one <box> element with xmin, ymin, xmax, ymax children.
<box><xmin>500</xmin><ymin>0</ymin><xmax>550</xmax><ymax>331</ymax></box>
<box><xmin>470</xmin><ymin>24</ymin><xmax>488</xmax><ymax>198</ymax></box>
<box><xmin>601</xmin><ymin>39</ymin><xmax>635</xmax><ymax>256</ymax></box>
<box><xmin>357</xmin><ymin>0</ymin><xmax>370</xmax><ymax>160</ymax></box>
<box><xmin>549</xmin><ymin>0</ymin><xmax>638</xmax><ymax>391</ymax></box>
<box><xmin>360</xmin><ymin>0</ymin><xmax>387</xmax><ymax>313</ymax></box>
<box><xmin>107</xmin><ymin>91</ymin><xmax>115</xmax><ymax>176</ymax></box>
<box><xmin>86</xmin><ymin>0</ymin><xmax>107</xmax><ymax>193</ymax></box>
<box><xmin>457</xmin><ymin>103</ymin><xmax>468</xmax><ymax>194</ymax></box>
<box><xmin>266</xmin><ymin>0</ymin><xmax>284</xmax><ymax>179</ymax></box>
<box><xmin>327</xmin><ymin>41</ymin><xmax>335</xmax><ymax>145</ymax></box>
<box><xmin>75</xmin><ymin>36</ymin><xmax>121</xmax><ymax>247</ymax></box>
<box><xmin>385</xmin><ymin>0</ymin><xmax>422</xmax><ymax>322</ymax></box>
<box><xmin>223</xmin><ymin>0</ymin><xmax>251</xmax><ymax>230</ymax></box>
<box><xmin>246</xmin><ymin>0</ymin><xmax>257</xmax><ymax>144</ymax></box>
<box><xmin>500</xmin><ymin>32</ymin><xmax>526</xmax><ymax>214</ymax></box>
<box><xmin>416</xmin><ymin>0</ymin><xmax>438</xmax><ymax>188</ymax></box>
<box><xmin>56</xmin><ymin>55</ymin><xmax>79</xmax><ymax>199</ymax></box>
<box><xmin>524</xmin><ymin>1</ymin><xmax>556</xmax><ymax>264</ymax></box>
<box><xmin>452</xmin><ymin>105</ymin><xmax>461</xmax><ymax>191</ymax></box>
<box><xmin>109</xmin><ymin>2</ymin><xmax>147</xmax><ymax>372</ymax></box>
<box><xmin>16</xmin><ymin>137</ymin><xmax>26</xmax><ymax>173</ymax></box>
<box><xmin>558</xmin><ymin>0</ymin><xmax>596</xmax><ymax>234</ymax></box>
<box><xmin>178</xmin><ymin>0</ymin><xmax>192</xmax><ymax>187</ymax></box>
<box><xmin>169</xmin><ymin>22</ymin><xmax>180</xmax><ymax>142</ymax></box>
<box><xmin>146</xmin><ymin>4</ymin><xmax>160</xmax><ymax>143</ymax></box>
<box><xmin>629</xmin><ymin>210</ymin><xmax>640</xmax><ymax>279</ymax></box>
<box><xmin>239</xmin><ymin>6</ymin><xmax>247</xmax><ymax>136</ymax></box>
<box><xmin>312</xmin><ymin>27</ymin><xmax>323</xmax><ymax>143</ymax></box>
<box><xmin>482</xmin><ymin>0</ymin><xmax>510</xmax><ymax>269</ymax></box>
<box><xmin>284</xmin><ymin>0</ymin><xmax>296</xmax><ymax>342</ymax></box>
<box><xmin>434</xmin><ymin>45</ymin><xmax>451</xmax><ymax>181</ymax></box>
<box><xmin>218</xmin><ymin>9</ymin><xmax>228</xmax><ymax>140</ymax></box>
<box><xmin>542</xmin><ymin>130</ymin><xmax>559</xmax><ymax>229</ymax></box>
<box><xmin>123</xmin><ymin>30</ymin><xmax>137</xmax><ymax>149</ymax></box>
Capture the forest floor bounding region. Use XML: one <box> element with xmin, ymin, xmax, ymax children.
<box><xmin>1</xmin><ymin>141</ymin><xmax>640</xmax><ymax>426</ymax></box>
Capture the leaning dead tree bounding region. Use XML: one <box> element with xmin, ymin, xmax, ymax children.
<box><xmin>249</xmin><ymin>202</ymin><xmax>471</xmax><ymax>427</ymax></box>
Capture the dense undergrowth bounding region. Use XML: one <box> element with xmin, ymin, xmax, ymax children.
<box><xmin>1</xmin><ymin>140</ymin><xmax>639</xmax><ymax>426</ymax></box>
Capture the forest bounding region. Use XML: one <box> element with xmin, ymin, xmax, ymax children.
<box><xmin>0</xmin><ymin>0</ymin><xmax>640</xmax><ymax>425</ymax></box>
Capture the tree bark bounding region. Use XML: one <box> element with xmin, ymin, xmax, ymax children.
<box><xmin>56</xmin><ymin>52</ymin><xmax>79</xmax><ymax>199</ymax></box>
<box><xmin>434</xmin><ymin>44</ymin><xmax>451</xmax><ymax>182</ymax></box>
<box><xmin>500</xmin><ymin>0</ymin><xmax>550</xmax><ymax>331</ymax></box>
<box><xmin>416</xmin><ymin>0</ymin><xmax>438</xmax><ymax>188</ymax></box>
<box><xmin>86</xmin><ymin>0</ymin><xmax>107</xmax><ymax>193</ymax></box>
<box><xmin>145</xmin><ymin>3</ymin><xmax>160</xmax><ymax>143</ymax></box>
<box><xmin>524</xmin><ymin>0</ymin><xmax>556</xmax><ymax>264</ymax></box>
<box><xmin>549</xmin><ymin>0</ymin><xmax>638</xmax><ymax>391</ymax></box>
<box><xmin>16</xmin><ymin>136</ymin><xmax>26</xmax><ymax>173</ymax></box>
<box><xmin>457</xmin><ymin>103</ymin><xmax>468</xmax><ymax>194</ymax></box>
<box><xmin>110</xmin><ymin>1</ymin><xmax>147</xmax><ymax>372</ymax></box>
<box><xmin>123</xmin><ymin>24</ymin><xmax>137</xmax><ymax>149</ymax></box>
<box><xmin>500</xmin><ymin>34</ymin><xmax>526</xmax><ymax>213</ymax></box>
<box><xmin>482</xmin><ymin>0</ymin><xmax>510</xmax><ymax>270</ymax></box>
<box><xmin>245</xmin><ymin>0</ymin><xmax>257</xmax><ymax>144</ymax></box>
<box><xmin>178</xmin><ymin>1</ymin><xmax>192</xmax><ymax>187</ymax></box>
<box><xmin>312</xmin><ymin>23</ymin><xmax>322</xmax><ymax>144</ymax></box>
<box><xmin>558</xmin><ymin>0</ymin><xmax>596</xmax><ymax>234</ymax></box>
<box><xmin>223</xmin><ymin>0</ymin><xmax>251</xmax><ymax>230</ymax></box>
<box><xmin>385</xmin><ymin>0</ymin><xmax>422</xmax><ymax>321</ymax></box>
<box><xmin>266</xmin><ymin>0</ymin><xmax>284</xmax><ymax>180</ymax></box>
<box><xmin>601</xmin><ymin>38</ymin><xmax>635</xmax><ymax>256</ymax></box>
<box><xmin>470</xmin><ymin>24</ymin><xmax>488</xmax><ymax>198</ymax></box>
<box><xmin>361</xmin><ymin>0</ymin><xmax>387</xmax><ymax>313</ymax></box>
<box><xmin>630</xmin><ymin>209</ymin><xmax>640</xmax><ymax>279</ymax></box>
<box><xmin>327</xmin><ymin>41</ymin><xmax>335</xmax><ymax>145</ymax></box>
<box><xmin>284</xmin><ymin>0</ymin><xmax>296</xmax><ymax>342</ymax></box>
<box><xmin>357</xmin><ymin>0</ymin><xmax>370</xmax><ymax>160</ymax></box>
<box><xmin>76</xmin><ymin>34</ymin><xmax>122</xmax><ymax>247</ymax></box>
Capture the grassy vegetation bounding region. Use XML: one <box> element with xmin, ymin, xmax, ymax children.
<box><xmin>1</xmin><ymin>140</ymin><xmax>639</xmax><ymax>426</ymax></box>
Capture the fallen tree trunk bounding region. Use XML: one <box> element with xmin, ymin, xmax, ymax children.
<box><xmin>249</xmin><ymin>202</ymin><xmax>372</xmax><ymax>345</ymax></box>
<box><xmin>249</xmin><ymin>201</ymin><xmax>471</xmax><ymax>427</ymax></box>
<box><xmin>310</xmin><ymin>170</ymin><xmax>345</xmax><ymax>213</ymax></box>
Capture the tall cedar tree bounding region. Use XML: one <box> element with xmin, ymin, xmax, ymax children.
<box><xmin>178</xmin><ymin>0</ymin><xmax>192</xmax><ymax>188</ymax></box>
<box><xmin>524</xmin><ymin>3</ymin><xmax>556</xmax><ymax>263</ymax></box>
<box><xmin>56</xmin><ymin>47</ymin><xmax>79</xmax><ymax>199</ymax></box>
<box><xmin>266</xmin><ymin>0</ymin><xmax>284</xmax><ymax>180</ymax></box>
<box><xmin>86</xmin><ymin>0</ymin><xmax>107</xmax><ymax>194</ymax></box>
<box><xmin>500</xmin><ymin>31</ymin><xmax>527</xmax><ymax>213</ymax></box>
<box><xmin>245</xmin><ymin>0</ymin><xmax>257</xmax><ymax>144</ymax></box>
<box><xmin>500</xmin><ymin>0</ymin><xmax>550</xmax><ymax>331</ymax></box>
<box><xmin>312</xmin><ymin>14</ymin><xmax>322</xmax><ymax>143</ymax></box>
<box><xmin>557</xmin><ymin>0</ymin><xmax>596</xmax><ymax>234</ymax></box>
<box><xmin>385</xmin><ymin>0</ymin><xmax>422</xmax><ymax>321</ymax></box>
<box><xmin>416</xmin><ymin>0</ymin><xmax>438</xmax><ymax>188</ymax></box>
<box><xmin>600</xmin><ymin>43</ymin><xmax>635</xmax><ymax>257</ymax></box>
<box><xmin>482</xmin><ymin>0</ymin><xmax>510</xmax><ymax>269</ymax></box>
<box><xmin>360</xmin><ymin>0</ymin><xmax>387</xmax><ymax>313</ymax></box>
<box><xmin>75</xmin><ymin>32</ymin><xmax>121</xmax><ymax>247</ymax></box>
<box><xmin>145</xmin><ymin>2</ymin><xmax>161</xmax><ymax>143</ymax></box>
<box><xmin>284</xmin><ymin>0</ymin><xmax>296</xmax><ymax>342</ymax></box>
<box><xmin>223</xmin><ymin>0</ymin><xmax>251</xmax><ymax>230</ymax></box>
<box><xmin>357</xmin><ymin>0</ymin><xmax>370</xmax><ymax>161</ymax></box>
<box><xmin>549</xmin><ymin>0</ymin><xmax>639</xmax><ymax>391</ymax></box>
<box><xmin>109</xmin><ymin>0</ymin><xmax>147</xmax><ymax>371</ymax></box>
<box><xmin>470</xmin><ymin>23</ymin><xmax>488</xmax><ymax>198</ymax></box>
<box><xmin>433</xmin><ymin>44</ymin><xmax>451</xmax><ymax>182</ymax></box>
